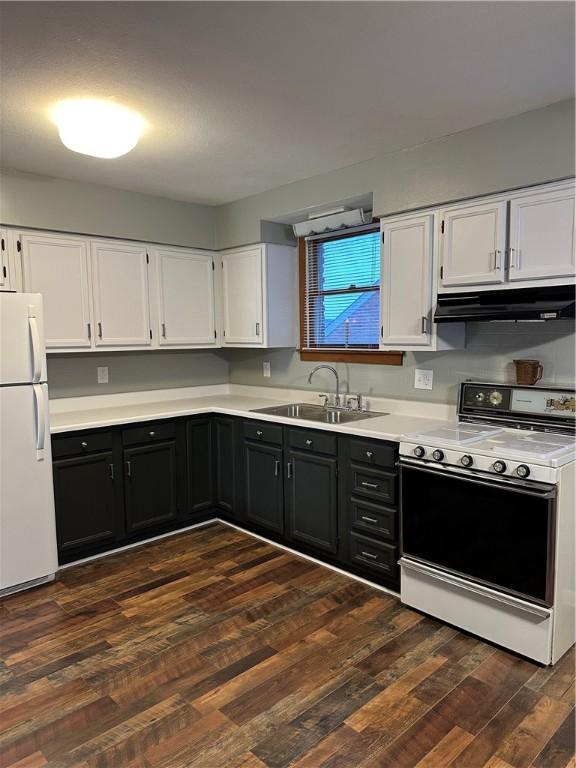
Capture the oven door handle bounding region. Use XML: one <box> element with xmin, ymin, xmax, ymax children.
<box><xmin>400</xmin><ymin>558</ymin><xmax>552</xmax><ymax>618</ymax></box>
<box><xmin>400</xmin><ymin>458</ymin><xmax>556</xmax><ymax>498</ymax></box>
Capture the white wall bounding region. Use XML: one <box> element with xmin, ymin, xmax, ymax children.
<box><xmin>0</xmin><ymin>170</ymin><xmax>217</xmax><ymax>249</ymax></box>
<box><xmin>215</xmin><ymin>99</ymin><xmax>575</xmax><ymax>248</ymax></box>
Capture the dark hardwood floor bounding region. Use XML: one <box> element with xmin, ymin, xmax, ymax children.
<box><xmin>0</xmin><ymin>522</ymin><xmax>574</xmax><ymax>768</ymax></box>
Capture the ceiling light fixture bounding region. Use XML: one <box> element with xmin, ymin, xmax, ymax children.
<box><xmin>51</xmin><ymin>99</ymin><xmax>146</xmax><ymax>159</ymax></box>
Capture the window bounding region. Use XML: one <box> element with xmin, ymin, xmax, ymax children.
<box><xmin>299</xmin><ymin>225</ymin><xmax>403</xmax><ymax>365</ymax></box>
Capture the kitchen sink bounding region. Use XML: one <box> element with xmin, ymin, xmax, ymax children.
<box><xmin>250</xmin><ymin>403</ymin><xmax>387</xmax><ymax>424</ymax></box>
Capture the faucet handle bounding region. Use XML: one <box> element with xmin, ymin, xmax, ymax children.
<box><xmin>318</xmin><ymin>393</ymin><xmax>329</xmax><ymax>408</ymax></box>
<box><xmin>347</xmin><ymin>393</ymin><xmax>363</xmax><ymax>411</ymax></box>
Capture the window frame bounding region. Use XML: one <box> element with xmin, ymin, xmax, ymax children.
<box><xmin>298</xmin><ymin>236</ymin><xmax>404</xmax><ymax>366</ymax></box>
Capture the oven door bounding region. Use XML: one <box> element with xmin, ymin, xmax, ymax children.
<box><xmin>400</xmin><ymin>460</ymin><xmax>556</xmax><ymax>606</ymax></box>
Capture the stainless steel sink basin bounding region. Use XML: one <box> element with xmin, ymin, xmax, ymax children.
<box><xmin>250</xmin><ymin>403</ymin><xmax>387</xmax><ymax>424</ymax></box>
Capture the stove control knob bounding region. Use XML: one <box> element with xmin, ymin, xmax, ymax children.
<box><xmin>493</xmin><ymin>460</ymin><xmax>507</xmax><ymax>474</ymax></box>
<box><xmin>461</xmin><ymin>454</ymin><xmax>474</xmax><ymax>468</ymax></box>
<box><xmin>516</xmin><ymin>464</ymin><xmax>531</xmax><ymax>479</ymax></box>
<box><xmin>432</xmin><ymin>449</ymin><xmax>445</xmax><ymax>462</ymax></box>
<box><xmin>413</xmin><ymin>446</ymin><xmax>426</xmax><ymax>458</ymax></box>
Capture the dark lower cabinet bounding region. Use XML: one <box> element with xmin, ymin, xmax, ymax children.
<box><xmin>285</xmin><ymin>449</ymin><xmax>338</xmax><ymax>553</ymax></box>
<box><xmin>124</xmin><ymin>442</ymin><xmax>178</xmax><ymax>534</ymax></box>
<box><xmin>186</xmin><ymin>417</ymin><xmax>214</xmax><ymax>517</ymax></box>
<box><xmin>214</xmin><ymin>417</ymin><xmax>237</xmax><ymax>515</ymax></box>
<box><xmin>53</xmin><ymin>451</ymin><xmax>120</xmax><ymax>554</ymax></box>
<box><xmin>244</xmin><ymin>441</ymin><xmax>284</xmax><ymax>533</ymax></box>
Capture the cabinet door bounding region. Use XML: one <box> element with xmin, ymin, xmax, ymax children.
<box><xmin>244</xmin><ymin>441</ymin><xmax>284</xmax><ymax>533</ymax></box>
<box><xmin>53</xmin><ymin>452</ymin><xmax>119</xmax><ymax>553</ymax></box>
<box><xmin>440</xmin><ymin>201</ymin><xmax>507</xmax><ymax>287</ymax></box>
<box><xmin>286</xmin><ymin>449</ymin><xmax>338</xmax><ymax>553</ymax></box>
<box><xmin>20</xmin><ymin>232</ymin><xmax>92</xmax><ymax>348</ymax></box>
<box><xmin>509</xmin><ymin>188</ymin><xmax>575</xmax><ymax>281</ymax></box>
<box><xmin>381</xmin><ymin>214</ymin><xmax>433</xmax><ymax>346</ymax></box>
<box><xmin>221</xmin><ymin>247</ymin><xmax>264</xmax><ymax>345</ymax></box>
<box><xmin>214</xmin><ymin>417</ymin><xmax>237</xmax><ymax>515</ymax></box>
<box><xmin>0</xmin><ymin>227</ymin><xmax>8</xmax><ymax>288</ymax></box>
<box><xmin>186</xmin><ymin>417</ymin><xmax>214</xmax><ymax>517</ymax></box>
<box><xmin>124</xmin><ymin>442</ymin><xmax>178</xmax><ymax>533</ymax></box>
<box><xmin>155</xmin><ymin>248</ymin><xmax>216</xmax><ymax>346</ymax></box>
<box><xmin>91</xmin><ymin>241</ymin><xmax>151</xmax><ymax>346</ymax></box>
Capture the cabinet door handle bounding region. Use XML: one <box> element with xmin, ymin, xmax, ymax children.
<box><xmin>421</xmin><ymin>316</ymin><xmax>428</xmax><ymax>334</ymax></box>
<box><xmin>126</xmin><ymin>461</ymin><xmax>132</xmax><ymax>478</ymax></box>
<box><xmin>509</xmin><ymin>247</ymin><xmax>517</xmax><ymax>269</ymax></box>
<box><xmin>361</xmin><ymin>481</ymin><xmax>378</xmax><ymax>489</ymax></box>
<box><xmin>495</xmin><ymin>249</ymin><xmax>502</xmax><ymax>269</ymax></box>
<box><xmin>109</xmin><ymin>463</ymin><xmax>115</xmax><ymax>481</ymax></box>
<box><xmin>161</xmin><ymin>323</ymin><xmax>167</xmax><ymax>338</ymax></box>
<box><xmin>274</xmin><ymin>459</ymin><xmax>280</xmax><ymax>477</ymax></box>
<box><xmin>287</xmin><ymin>462</ymin><xmax>293</xmax><ymax>479</ymax></box>
<box><xmin>98</xmin><ymin>322</ymin><xmax>103</xmax><ymax>339</ymax></box>
<box><xmin>255</xmin><ymin>322</ymin><xmax>260</xmax><ymax>336</ymax></box>
<box><xmin>360</xmin><ymin>551</ymin><xmax>378</xmax><ymax>560</ymax></box>
<box><xmin>87</xmin><ymin>322</ymin><xmax>92</xmax><ymax>340</ymax></box>
<box><xmin>361</xmin><ymin>516</ymin><xmax>379</xmax><ymax>524</ymax></box>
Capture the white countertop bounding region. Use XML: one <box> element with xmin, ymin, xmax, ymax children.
<box><xmin>49</xmin><ymin>384</ymin><xmax>452</xmax><ymax>443</ymax></box>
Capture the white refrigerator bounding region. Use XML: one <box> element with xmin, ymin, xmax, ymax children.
<box><xmin>0</xmin><ymin>292</ymin><xmax>58</xmax><ymax>595</ymax></box>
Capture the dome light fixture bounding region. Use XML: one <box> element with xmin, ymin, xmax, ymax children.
<box><xmin>51</xmin><ymin>99</ymin><xmax>146</xmax><ymax>159</ymax></box>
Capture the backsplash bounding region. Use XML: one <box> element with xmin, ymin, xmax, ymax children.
<box><xmin>47</xmin><ymin>349</ymin><xmax>229</xmax><ymax>399</ymax></box>
<box><xmin>225</xmin><ymin>321</ymin><xmax>575</xmax><ymax>405</ymax></box>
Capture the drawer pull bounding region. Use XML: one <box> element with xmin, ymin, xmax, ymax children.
<box><xmin>360</xmin><ymin>551</ymin><xmax>378</xmax><ymax>560</ymax></box>
<box><xmin>81</xmin><ymin>441</ymin><xmax>88</xmax><ymax>448</ymax></box>
<box><xmin>256</xmin><ymin>430</ymin><xmax>263</xmax><ymax>437</ymax></box>
<box><xmin>361</xmin><ymin>481</ymin><xmax>379</xmax><ymax>489</ymax></box>
<box><xmin>366</xmin><ymin>450</ymin><xmax>373</xmax><ymax>459</ymax></box>
<box><xmin>305</xmin><ymin>439</ymin><xmax>313</xmax><ymax>446</ymax></box>
<box><xmin>361</xmin><ymin>516</ymin><xmax>379</xmax><ymax>524</ymax></box>
<box><xmin>149</xmin><ymin>431</ymin><xmax>156</xmax><ymax>437</ymax></box>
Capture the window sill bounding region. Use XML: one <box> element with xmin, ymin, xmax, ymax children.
<box><xmin>299</xmin><ymin>349</ymin><xmax>404</xmax><ymax>366</ymax></box>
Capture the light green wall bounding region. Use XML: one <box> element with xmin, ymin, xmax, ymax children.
<box><xmin>0</xmin><ymin>170</ymin><xmax>217</xmax><ymax>249</ymax></box>
<box><xmin>47</xmin><ymin>350</ymin><xmax>229</xmax><ymax>399</ymax></box>
<box><xmin>215</xmin><ymin>99</ymin><xmax>575</xmax><ymax>248</ymax></box>
<box><xmin>225</xmin><ymin>321</ymin><xmax>575</xmax><ymax>405</ymax></box>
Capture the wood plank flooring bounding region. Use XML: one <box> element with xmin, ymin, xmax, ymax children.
<box><xmin>0</xmin><ymin>522</ymin><xmax>574</xmax><ymax>767</ymax></box>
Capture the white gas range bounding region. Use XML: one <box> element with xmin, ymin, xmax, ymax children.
<box><xmin>398</xmin><ymin>381</ymin><xmax>575</xmax><ymax>666</ymax></box>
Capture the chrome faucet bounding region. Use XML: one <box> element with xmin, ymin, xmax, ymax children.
<box><xmin>308</xmin><ymin>365</ymin><xmax>341</xmax><ymax>408</ymax></box>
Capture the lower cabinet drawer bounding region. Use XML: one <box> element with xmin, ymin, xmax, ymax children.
<box><xmin>287</xmin><ymin>428</ymin><xmax>337</xmax><ymax>456</ymax></box>
<box><xmin>52</xmin><ymin>432</ymin><xmax>113</xmax><ymax>459</ymax></box>
<box><xmin>350</xmin><ymin>464</ymin><xmax>396</xmax><ymax>504</ymax></box>
<box><xmin>350</xmin><ymin>497</ymin><xmax>396</xmax><ymax>541</ymax></box>
<box><xmin>243</xmin><ymin>420</ymin><xmax>283</xmax><ymax>445</ymax></box>
<box><xmin>123</xmin><ymin>422</ymin><xmax>175</xmax><ymax>446</ymax></box>
<box><xmin>350</xmin><ymin>533</ymin><xmax>398</xmax><ymax>577</ymax></box>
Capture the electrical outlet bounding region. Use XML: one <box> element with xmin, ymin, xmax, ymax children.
<box><xmin>97</xmin><ymin>366</ymin><xmax>109</xmax><ymax>384</ymax></box>
<box><xmin>263</xmin><ymin>361</ymin><xmax>271</xmax><ymax>378</ymax></box>
<box><xmin>414</xmin><ymin>368</ymin><xmax>433</xmax><ymax>390</ymax></box>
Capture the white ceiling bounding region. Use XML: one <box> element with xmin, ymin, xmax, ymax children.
<box><xmin>0</xmin><ymin>2</ymin><xmax>573</xmax><ymax>206</ymax></box>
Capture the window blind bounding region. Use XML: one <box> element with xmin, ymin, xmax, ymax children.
<box><xmin>302</xmin><ymin>225</ymin><xmax>381</xmax><ymax>350</ymax></box>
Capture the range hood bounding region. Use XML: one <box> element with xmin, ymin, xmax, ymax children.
<box><xmin>434</xmin><ymin>285</ymin><xmax>576</xmax><ymax>323</ymax></box>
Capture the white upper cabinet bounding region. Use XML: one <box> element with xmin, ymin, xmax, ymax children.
<box><xmin>221</xmin><ymin>243</ymin><xmax>297</xmax><ymax>348</ymax></box>
<box><xmin>152</xmin><ymin>246</ymin><xmax>216</xmax><ymax>346</ymax></box>
<box><xmin>221</xmin><ymin>246</ymin><xmax>263</xmax><ymax>345</ymax></box>
<box><xmin>0</xmin><ymin>228</ymin><xmax>8</xmax><ymax>288</ymax></box>
<box><xmin>91</xmin><ymin>240</ymin><xmax>151</xmax><ymax>347</ymax></box>
<box><xmin>440</xmin><ymin>200</ymin><xmax>507</xmax><ymax>287</ymax></box>
<box><xmin>381</xmin><ymin>214</ymin><xmax>433</xmax><ymax>346</ymax></box>
<box><xmin>20</xmin><ymin>232</ymin><xmax>92</xmax><ymax>349</ymax></box>
<box><xmin>508</xmin><ymin>186</ymin><xmax>575</xmax><ymax>282</ymax></box>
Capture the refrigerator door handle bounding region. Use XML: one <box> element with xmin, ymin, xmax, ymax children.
<box><xmin>33</xmin><ymin>384</ymin><xmax>46</xmax><ymax>460</ymax></box>
<box><xmin>28</xmin><ymin>312</ymin><xmax>42</xmax><ymax>383</ymax></box>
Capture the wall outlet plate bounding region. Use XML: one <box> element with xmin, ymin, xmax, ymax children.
<box><xmin>97</xmin><ymin>366</ymin><xmax>109</xmax><ymax>384</ymax></box>
<box><xmin>414</xmin><ymin>368</ymin><xmax>433</xmax><ymax>390</ymax></box>
<box><xmin>263</xmin><ymin>361</ymin><xmax>271</xmax><ymax>378</ymax></box>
